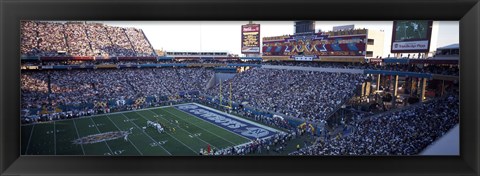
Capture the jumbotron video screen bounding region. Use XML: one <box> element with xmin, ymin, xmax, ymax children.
<box><xmin>394</xmin><ymin>21</ymin><xmax>430</xmax><ymax>41</ymax></box>
<box><xmin>20</xmin><ymin>21</ymin><xmax>459</xmax><ymax>156</ymax></box>
<box><xmin>391</xmin><ymin>20</ymin><xmax>433</xmax><ymax>53</ymax></box>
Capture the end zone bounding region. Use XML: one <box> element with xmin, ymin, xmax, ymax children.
<box><xmin>174</xmin><ymin>103</ymin><xmax>284</xmax><ymax>141</ymax></box>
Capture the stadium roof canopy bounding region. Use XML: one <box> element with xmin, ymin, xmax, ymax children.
<box><xmin>437</xmin><ymin>43</ymin><xmax>459</xmax><ymax>50</ymax></box>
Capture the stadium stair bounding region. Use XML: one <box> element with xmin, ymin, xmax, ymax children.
<box><xmin>123</xmin><ymin>28</ymin><xmax>138</xmax><ymax>55</ymax></box>
<box><xmin>84</xmin><ymin>25</ymin><xmax>95</xmax><ymax>53</ymax></box>
<box><xmin>62</xmin><ymin>25</ymin><xmax>70</xmax><ymax>53</ymax></box>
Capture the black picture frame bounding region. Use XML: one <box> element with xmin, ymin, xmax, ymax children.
<box><xmin>1</xmin><ymin>0</ymin><xmax>479</xmax><ymax>175</ymax></box>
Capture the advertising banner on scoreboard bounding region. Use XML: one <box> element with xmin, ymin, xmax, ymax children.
<box><xmin>241</xmin><ymin>24</ymin><xmax>261</xmax><ymax>54</ymax></box>
<box><xmin>391</xmin><ymin>40</ymin><xmax>429</xmax><ymax>51</ymax></box>
<box><xmin>391</xmin><ymin>20</ymin><xmax>433</xmax><ymax>53</ymax></box>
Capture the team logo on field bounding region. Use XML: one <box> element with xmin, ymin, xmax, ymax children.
<box><xmin>72</xmin><ymin>131</ymin><xmax>128</xmax><ymax>145</ymax></box>
<box><xmin>240</xmin><ymin>127</ymin><xmax>269</xmax><ymax>138</ymax></box>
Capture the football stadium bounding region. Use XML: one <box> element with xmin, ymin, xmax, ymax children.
<box><xmin>20</xmin><ymin>21</ymin><xmax>459</xmax><ymax>156</ymax></box>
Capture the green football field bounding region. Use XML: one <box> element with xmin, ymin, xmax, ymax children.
<box><xmin>21</xmin><ymin>105</ymin><xmax>256</xmax><ymax>156</ymax></box>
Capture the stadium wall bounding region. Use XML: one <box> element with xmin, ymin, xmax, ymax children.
<box><xmin>366</xmin><ymin>29</ymin><xmax>385</xmax><ymax>58</ymax></box>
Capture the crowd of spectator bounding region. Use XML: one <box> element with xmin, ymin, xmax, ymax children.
<box><xmin>372</xmin><ymin>64</ymin><xmax>459</xmax><ymax>76</ymax></box>
<box><xmin>20</xmin><ymin>21</ymin><xmax>40</xmax><ymax>56</ymax></box>
<box><xmin>21</xmin><ymin>65</ymin><xmax>459</xmax><ymax>156</ymax></box>
<box><xmin>64</xmin><ymin>23</ymin><xmax>94</xmax><ymax>56</ymax></box>
<box><xmin>126</xmin><ymin>68</ymin><xmax>213</xmax><ymax>98</ymax></box>
<box><xmin>21</xmin><ymin>59</ymin><xmax>458</xmax><ymax>77</ymax></box>
<box><xmin>263</xmin><ymin>61</ymin><xmax>459</xmax><ymax>76</ymax></box>
<box><xmin>22</xmin><ymin>59</ymin><xmax>458</xmax><ymax>77</ymax></box>
<box><xmin>125</xmin><ymin>28</ymin><xmax>156</xmax><ymax>56</ymax></box>
<box><xmin>20</xmin><ymin>59</ymin><xmax>260</xmax><ymax>67</ymax></box>
<box><xmin>326</xmin><ymin>106</ymin><xmax>374</xmax><ymax>131</ymax></box>
<box><xmin>104</xmin><ymin>26</ymin><xmax>137</xmax><ymax>56</ymax></box>
<box><xmin>237</xmin><ymin>110</ymin><xmax>292</xmax><ymax>130</ymax></box>
<box><xmin>290</xmin><ymin>94</ymin><xmax>459</xmax><ymax>155</ymax></box>
<box><xmin>197</xmin><ymin>98</ymin><xmax>292</xmax><ymax>130</ymax></box>
<box><xmin>212</xmin><ymin>133</ymin><xmax>287</xmax><ymax>155</ymax></box>
<box><xmin>85</xmin><ymin>23</ymin><xmax>115</xmax><ymax>56</ymax></box>
<box><xmin>20</xmin><ymin>21</ymin><xmax>156</xmax><ymax>57</ymax></box>
<box><xmin>206</xmin><ymin>68</ymin><xmax>366</xmax><ymax>122</ymax></box>
<box><xmin>212</xmin><ymin>129</ymin><xmax>306</xmax><ymax>155</ymax></box>
<box><xmin>263</xmin><ymin>61</ymin><xmax>360</xmax><ymax>69</ymax></box>
<box><xmin>22</xmin><ymin>66</ymin><xmax>367</xmax><ymax>129</ymax></box>
<box><xmin>21</xmin><ymin>68</ymin><xmax>214</xmax><ymax>120</ymax></box>
<box><xmin>36</xmin><ymin>22</ymin><xmax>69</xmax><ymax>56</ymax></box>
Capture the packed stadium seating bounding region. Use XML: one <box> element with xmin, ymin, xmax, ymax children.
<box><xmin>213</xmin><ymin>132</ymin><xmax>293</xmax><ymax>155</ymax></box>
<box><xmin>64</xmin><ymin>22</ymin><xmax>94</xmax><ymax>56</ymax></box>
<box><xmin>36</xmin><ymin>22</ymin><xmax>69</xmax><ymax>56</ymax></box>
<box><xmin>21</xmin><ymin>68</ymin><xmax>213</xmax><ymax>122</ymax></box>
<box><xmin>290</xmin><ymin>94</ymin><xmax>459</xmax><ymax>155</ymax></box>
<box><xmin>85</xmin><ymin>23</ymin><xmax>114</xmax><ymax>56</ymax></box>
<box><xmin>20</xmin><ymin>21</ymin><xmax>156</xmax><ymax>57</ymax></box>
<box><xmin>20</xmin><ymin>21</ymin><xmax>40</xmax><ymax>56</ymax></box>
<box><xmin>125</xmin><ymin>28</ymin><xmax>156</xmax><ymax>56</ymax></box>
<box><xmin>206</xmin><ymin>68</ymin><xmax>366</xmax><ymax>122</ymax></box>
<box><xmin>263</xmin><ymin>61</ymin><xmax>459</xmax><ymax>76</ymax></box>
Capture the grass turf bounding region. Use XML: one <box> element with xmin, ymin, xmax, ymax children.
<box><xmin>21</xmin><ymin>106</ymin><xmax>253</xmax><ymax>156</ymax></box>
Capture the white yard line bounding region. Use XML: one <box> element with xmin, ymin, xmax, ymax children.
<box><xmin>159</xmin><ymin>108</ymin><xmax>241</xmax><ymax>145</ymax></box>
<box><xmin>119</xmin><ymin>113</ymin><xmax>172</xmax><ymax>155</ymax></box>
<box><xmin>53</xmin><ymin>121</ymin><xmax>57</xmax><ymax>155</ymax></box>
<box><xmin>72</xmin><ymin>119</ymin><xmax>86</xmax><ymax>155</ymax></box>
<box><xmin>145</xmin><ymin>109</ymin><xmax>219</xmax><ymax>149</ymax></box>
<box><xmin>105</xmin><ymin>115</ymin><xmax>144</xmax><ymax>156</ymax></box>
<box><xmin>25</xmin><ymin>124</ymin><xmax>36</xmax><ymax>155</ymax></box>
<box><xmin>133</xmin><ymin>111</ymin><xmax>198</xmax><ymax>154</ymax></box>
<box><xmin>87</xmin><ymin>117</ymin><xmax>113</xmax><ymax>154</ymax></box>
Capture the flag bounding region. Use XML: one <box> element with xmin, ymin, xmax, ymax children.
<box><xmin>207</xmin><ymin>144</ymin><xmax>211</xmax><ymax>154</ymax></box>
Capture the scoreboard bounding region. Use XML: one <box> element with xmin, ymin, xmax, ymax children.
<box><xmin>241</xmin><ymin>24</ymin><xmax>260</xmax><ymax>54</ymax></box>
